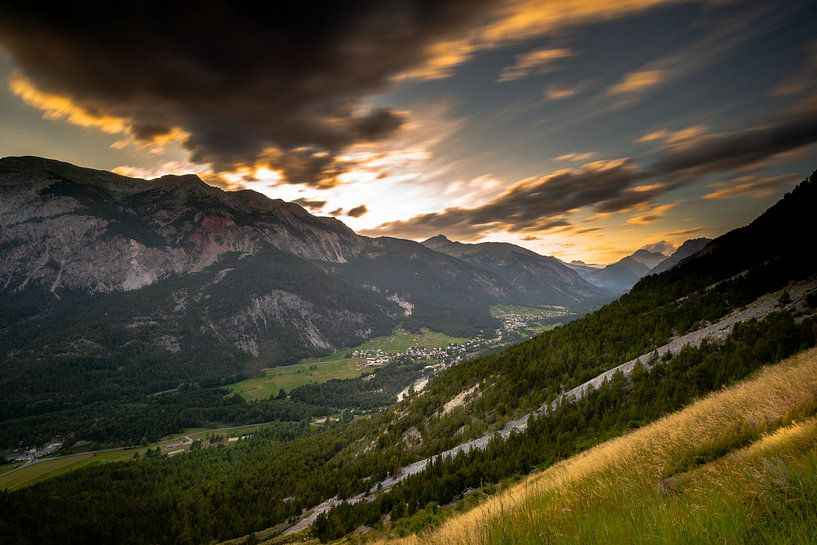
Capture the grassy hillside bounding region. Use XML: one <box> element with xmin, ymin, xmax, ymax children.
<box><xmin>385</xmin><ymin>347</ymin><xmax>817</xmax><ymax>545</ymax></box>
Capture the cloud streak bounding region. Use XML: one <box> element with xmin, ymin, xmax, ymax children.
<box><xmin>702</xmin><ymin>174</ymin><xmax>798</xmax><ymax>200</ymax></box>
<box><xmin>369</xmin><ymin>112</ymin><xmax>817</xmax><ymax>241</ymax></box>
<box><xmin>364</xmin><ymin>159</ymin><xmax>643</xmax><ymax>239</ymax></box>
<box><xmin>651</xmin><ymin>114</ymin><xmax>817</xmax><ymax>176</ymax></box>
<box><xmin>497</xmin><ymin>47</ymin><xmax>573</xmax><ymax>82</ymax></box>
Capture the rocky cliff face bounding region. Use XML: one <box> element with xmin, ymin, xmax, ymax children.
<box><xmin>0</xmin><ymin>157</ymin><xmax>363</xmax><ymax>296</ymax></box>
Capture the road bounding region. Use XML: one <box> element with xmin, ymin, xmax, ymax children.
<box><xmin>1</xmin><ymin>444</ymin><xmax>138</xmax><ymax>483</ymax></box>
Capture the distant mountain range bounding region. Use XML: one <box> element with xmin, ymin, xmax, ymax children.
<box><xmin>421</xmin><ymin>235</ymin><xmax>607</xmax><ymax>307</ymax></box>
<box><xmin>649</xmin><ymin>238</ymin><xmax>711</xmax><ymax>275</ymax></box>
<box><xmin>565</xmin><ymin>239</ymin><xmax>712</xmax><ymax>293</ymax></box>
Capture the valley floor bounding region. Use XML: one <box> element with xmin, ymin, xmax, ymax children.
<box><xmin>375</xmin><ymin>346</ymin><xmax>817</xmax><ymax>545</ymax></box>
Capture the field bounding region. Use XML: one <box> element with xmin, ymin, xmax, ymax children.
<box><xmin>379</xmin><ymin>346</ymin><xmax>817</xmax><ymax>545</ymax></box>
<box><xmin>0</xmin><ymin>422</ymin><xmax>279</xmax><ymax>491</ymax></box>
<box><xmin>0</xmin><ymin>461</ymin><xmax>20</xmax><ymax>475</ymax></box>
<box><xmin>227</xmin><ymin>327</ymin><xmax>466</xmax><ymax>401</ymax></box>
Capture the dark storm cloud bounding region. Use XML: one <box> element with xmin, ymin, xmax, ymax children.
<box><xmin>652</xmin><ymin>113</ymin><xmax>817</xmax><ymax>176</ymax></box>
<box><xmin>0</xmin><ymin>1</ymin><xmax>498</xmax><ymax>185</ymax></box>
<box><xmin>328</xmin><ymin>205</ymin><xmax>369</xmax><ymax>218</ymax></box>
<box><xmin>292</xmin><ymin>198</ymin><xmax>328</xmax><ymax>211</ymax></box>
<box><xmin>365</xmin><ymin>160</ymin><xmax>644</xmax><ymax>239</ymax></box>
<box><xmin>368</xmin><ymin>109</ymin><xmax>817</xmax><ymax>240</ymax></box>
<box><xmin>347</xmin><ymin>205</ymin><xmax>369</xmax><ymax>218</ymax></box>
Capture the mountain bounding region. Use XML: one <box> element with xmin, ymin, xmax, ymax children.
<box><xmin>567</xmin><ymin>251</ymin><xmax>662</xmax><ymax>293</ymax></box>
<box><xmin>568</xmin><ymin>242</ymin><xmax>711</xmax><ymax>293</ymax></box>
<box><xmin>0</xmin><ymin>156</ymin><xmax>608</xmax><ymax>414</ymax></box>
<box><xmin>421</xmin><ymin>235</ymin><xmax>611</xmax><ymax>308</ymax></box>
<box><xmin>0</xmin><ymin>157</ymin><xmax>506</xmax><ymax>359</ymax></box>
<box><xmin>629</xmin><ymin>248</ymin><xmax>668</xmax><ymax>269</ymax></box>
<box><xmin>649</xmin><ymin>237</ymin><xmax>712</xmax><ymax>275</ymax></box>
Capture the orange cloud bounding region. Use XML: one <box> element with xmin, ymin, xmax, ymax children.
<box><xmin>10</xmin><ymin>74</ymin><xmax>127</xmax><ymax>134</ymax></box>
<box><xmin>478</xmin><ymin>0</ymin><xmax>680</xmax><ymax>45</ymax></box>
<box><xmin>10</xmin><ymin>74</ymin><xmax>188</xmax><ymax>152</ymax></box>
<box><xmin>545</xmin><ymin>84</ymin><xmax>581</xmax><ymax>100</ymax></box>
<box><xmin>702</xmin><ymin>174</ymin><xmax>797</xmax><ymax>200</ymax></box>
<box><xmin>396</xmin><ymin>38</ymin><xmax>477</xmax><ymax>80</ymax></box>
<box><xmin>404</xmin><ymin>0</ymin><xmax>687</xmax><ymax>81</ymax></box>
<box><xmin>629</xmin><ymin>182</ymin><xmax>664</xmax><ymax>192</ymax></box>
<box><xmin>607</xmin><ymin>69</ymin><xmax>663</xmax><ymax>95</ymax></box>
<box><xmin>626</xmin><ymin>203</ymin><xmax>676</xmax><ymax>224</ymax></box>
<box><xmin>638</xmin><ymin>125</ymin><xmax>706</xmax><ymax>147</ymax></box>
<box><xmin>555</xmin><ymin>151</ymin><xmax>596</xmax><ymax>162</ymax></box>
<box><xmin>497</xmin><ymin>47</ymin><xmax>573</xmax><ymax>82</ymax></box>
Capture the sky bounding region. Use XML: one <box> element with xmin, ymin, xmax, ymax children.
<box><xmin>1</xmin><ymin>1</ymin><xmax>817</xmax><ymax>264</ymax></box>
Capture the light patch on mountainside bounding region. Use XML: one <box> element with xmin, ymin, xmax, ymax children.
<box><xmin>220</xmin><ymin>290</ymin><xmax>335</xmax><ymax>355</ymax></box>
<box><xmin>397</xmin><ymin>376</ymin><xmax>429</xmax><ymax>402</ymax></box>
<box><xmin>154</xmin><ymin>335</ymin><xmax>181</xmax><ymax>353</ymax></box>
<box><xmin>443</xmin><ymin>383</ymin><xmax>481</xmax><ymax>415</ymax></box>
<box><xmin>387</xmin><ymin>293</ymin><xmax>415</xmax><ymax>316</ymax></box>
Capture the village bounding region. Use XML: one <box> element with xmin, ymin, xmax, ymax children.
<box><xmin>353</xmin><ymin>307</ymin><xmax>564</xmax><ymax>370</ymax></box>
<box><xmin>352</xmin><ymin>336</ymin><xmax>499</xmax><ymax>369</ymax></box>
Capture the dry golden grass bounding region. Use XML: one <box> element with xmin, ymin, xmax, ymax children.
<box><xmin>370</xmin><ymin>346</ymin><xmax>817</xmax><ymax>545</ymax></box>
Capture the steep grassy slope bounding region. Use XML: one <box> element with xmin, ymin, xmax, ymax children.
<box><xmin>386</xmin><ymin>347</ymin><xmax>817</xmax><ymax>545</ymax></box>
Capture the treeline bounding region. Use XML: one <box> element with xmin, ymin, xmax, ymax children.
<box><xmin>0</xmin><ymin>387</ymin><xmax>332</xmax><ymax>448</ymax></box>
<box><xmin>290</xmin><ymin>362</ymin><xmax>426</xmax><ymax>409</ymax></box>
<box><xmin>0</xmin><ymin>357</ymin><xmax>431</xmax><ymax>448</ymax></box>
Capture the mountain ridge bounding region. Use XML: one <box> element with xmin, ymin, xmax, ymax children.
<box><xmin>649</xmin><ymin>237</ymin><xmax>712</xmax><ymax>275</ymax></box>
<box><xmin>0</xmin><ymin>156</ymin><xmax>607</xmax><ymax>418</ymax></box>
<box><xmin>421</xmin><ymin>233</ymin><xmax>610</xmax><ymax>308</ymax></box>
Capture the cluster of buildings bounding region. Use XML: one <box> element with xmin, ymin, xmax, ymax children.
<box><xmin>352</xmin><ymin>335</ymin><xmax>506</xmax><ymax>372</ymax></box>
<box><xmin>8</xmin><ymin>439</ymin><xmax>63</xmax><ymax>464</ymax></box>
<box><xmin>499</xmin><ymin>313</ymin><xmax>530</xmax><ymax>332</ymax></box>
<box><xmin>350</xmin><ymin>348</ymin><xmax>393</xmax><ymax>367</ymax></box>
